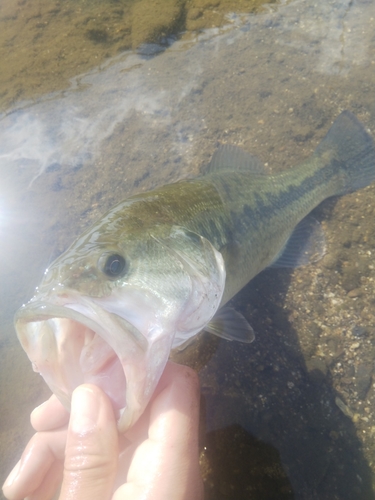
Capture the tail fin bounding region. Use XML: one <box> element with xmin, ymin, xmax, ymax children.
<box><xmin>314</xmin><ymin>111</ymin><xmax>375</xmax><ymax>194</ymax></box>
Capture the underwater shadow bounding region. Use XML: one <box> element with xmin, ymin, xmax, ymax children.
<box><xmin>194</xmin><ymin>201</ymin><xmax>374</xmax><ymax>499</ymax></box>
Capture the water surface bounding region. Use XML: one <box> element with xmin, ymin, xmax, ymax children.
<box><xmin>1</xmin><ymin>0</ymin><xmax>375</xmax><ymax>498</ymax></box>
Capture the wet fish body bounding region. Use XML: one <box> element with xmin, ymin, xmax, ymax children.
<box><xmin>15</xmin><ymin>111</ymin><xmax>375</xmax><ymax>431</ymax></box>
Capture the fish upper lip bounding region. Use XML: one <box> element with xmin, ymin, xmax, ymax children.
<box><xmin>16</xmin><ymin>300</ymin><xmax>103</xmax><ymax>332</ymax></box>
<box><xmin>15</xmin><ymin>296</ymin><xmax>148</xmax><ymax>352</ymax></box>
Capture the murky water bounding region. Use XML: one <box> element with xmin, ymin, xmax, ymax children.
<box><xmin>1</xmin><ymin>0</ymin><xmax>375</xmax><ymax>498</ymax></box>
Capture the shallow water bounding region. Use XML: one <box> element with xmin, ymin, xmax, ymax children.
<box><xmin>1</xmin><ymin>0</ymin><xmax>375</xmax><ymax>498</ymax></box>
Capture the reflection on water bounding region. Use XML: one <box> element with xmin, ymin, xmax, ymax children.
<box><xmin>1</xmin><ymin>0</ymin><xmax>375</xmax><ymax>497</ymax></box>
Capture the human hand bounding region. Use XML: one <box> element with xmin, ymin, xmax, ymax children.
<box><xmin>2</xmin><ymin>362</ymin><xmax>203</xmax><ymax>500</ymax></box>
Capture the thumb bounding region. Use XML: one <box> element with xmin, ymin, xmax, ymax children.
<box><xmin>59</xmin><ymin>385</ymin><xmax>119</xmax><ymax>500</ymax></box>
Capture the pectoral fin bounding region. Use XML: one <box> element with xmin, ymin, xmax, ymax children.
<box><xmin>204</xmin><ymin>306</ymin><xmax>255</xmax><ymax>343</ymax></box>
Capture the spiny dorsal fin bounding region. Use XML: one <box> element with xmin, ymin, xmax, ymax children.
<box><xmin>206</xmin><ymin>144</ymin><xmax>266</xmax><ymax>174</ymax></box>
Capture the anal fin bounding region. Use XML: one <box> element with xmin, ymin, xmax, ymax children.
<box><xmin>271</xmin><ymin>215</ymin><xmax>326</xmax><ymax>269</ymax></box>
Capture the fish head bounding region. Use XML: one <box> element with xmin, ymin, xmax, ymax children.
<box><xmin>15</xmin><ymin>220</ymin><xmax>225</xmax><ymax>432</ymax></box>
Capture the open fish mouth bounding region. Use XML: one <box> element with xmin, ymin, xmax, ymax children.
<box><xmin>14</xmin><ymin>296</ymin><xmax>151</xmax><ymax>430</ymax></box>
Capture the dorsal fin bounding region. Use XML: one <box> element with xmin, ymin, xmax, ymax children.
<box><xmin>205</xmin><ymin>144</ymin><xmax>266</xmax><ymax>174</ymax></box>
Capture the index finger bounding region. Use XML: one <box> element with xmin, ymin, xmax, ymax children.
<box><xmin>114</xmin><ymin>362</ymin><xmax>203</xmax><ymax>500</ymax></box>
<box><xmin>31</xmin><ymin>395</ymin><xmax>70</xmax><ymax>432</ymax></box>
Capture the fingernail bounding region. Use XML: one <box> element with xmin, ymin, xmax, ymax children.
<box><xmin>70</xmin><ymin>386</ymin><xmax>100</xmax><ymax>434</ymax></box>
<box><xmin>3</xmin><ymin>459</ymin><xmax>21</xmax><ymax>488</ymax></box>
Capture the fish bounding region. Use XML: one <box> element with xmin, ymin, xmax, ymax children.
<box><xmin>15</xmin><ymin>111</ymin><xmax>375</xmax><ymax>432</ymax></box>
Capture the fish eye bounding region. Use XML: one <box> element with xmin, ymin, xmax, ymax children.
<box><xmin>100</xmin><ymin>254</ymin><xmax>127</xmax><ymax>279</ymax></box>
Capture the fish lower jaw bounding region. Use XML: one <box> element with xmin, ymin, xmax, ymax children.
<box><xmin>81</xmin><ymin>353</ymin><xmax>127</xmax><ymax>414</ymax></box>
<box><xmin>54</xmin><ymin>321</ymin><xmax>129</xmax><ymax>415</ymax></box>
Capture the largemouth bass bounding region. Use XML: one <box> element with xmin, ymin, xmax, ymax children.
<box><xmin>15</xmin><ymin>111</ymin><xmax>375</xmax><ymax>432</ymax></box>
